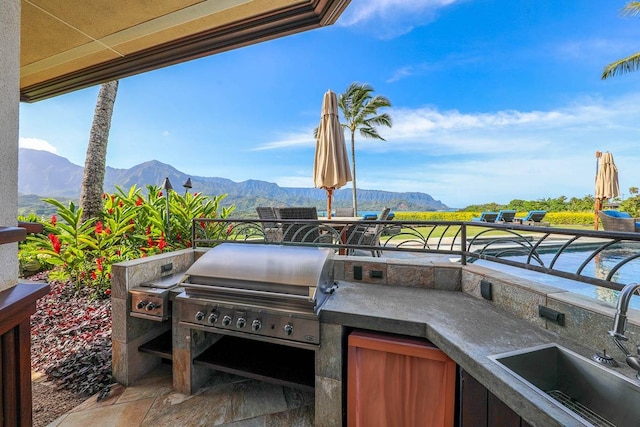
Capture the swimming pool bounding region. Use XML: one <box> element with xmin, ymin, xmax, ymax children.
<box><xmin>474</xmin><ymin>244</ymin><xmax>640</xmax><ymax>309</ymax></box>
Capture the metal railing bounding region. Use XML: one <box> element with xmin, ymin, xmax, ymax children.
<box><xmin>192</xmin><ymin>218</ymin><xmax>640</xmax><ymax>292</ymax></box>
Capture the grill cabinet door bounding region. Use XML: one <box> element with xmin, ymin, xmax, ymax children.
<box><xmin>347</xmin><ymin>330</ymin><xmax>456</xmax><ymax>427</ymax></box>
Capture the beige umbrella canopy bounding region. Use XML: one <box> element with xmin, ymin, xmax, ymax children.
<box><xmin>594</xmin><ymin>151</ymin><xmax>620</xmax><ymax>229</ymax></box>
<box><xmin>314</xmin><ymin>90</ymin><xmax>352</xmax><ymax>219</ymax></box>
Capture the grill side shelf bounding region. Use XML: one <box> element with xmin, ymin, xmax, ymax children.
<box><xmin>193</xmin><ymin>335</ymin><xmax>315</xmax><ymax>392</ymax></box>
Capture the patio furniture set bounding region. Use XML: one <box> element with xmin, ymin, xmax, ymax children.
<box><xmin>256</xmin><ymin>206</ymin><xmax>394</xmax><ymax>256</ymax></box>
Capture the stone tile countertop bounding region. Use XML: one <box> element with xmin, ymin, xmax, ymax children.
<box><xmin>320</xmin><ymin>281</ymin><xmax>634</xmax><ymax>427</ymax></box>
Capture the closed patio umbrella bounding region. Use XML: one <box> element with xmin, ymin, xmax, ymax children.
<box><xmin>314</xmin><ymin>90</ymin><xmax>352</xmax><ymax>219</ymax></box>
<box><xmin>595</xmin><ymin>151</ymin><xmax>620</xmax><ymax>229</ymax></box>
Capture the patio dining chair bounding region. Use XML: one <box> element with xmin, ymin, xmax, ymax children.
<box><xmin>275</xmin><ymin>207</ymin><xmax>321</xmax><ymax>243</ymax></box>
<box><xmin>345</xmin><ymin>207</ymin><xmax>390</xmax><ymax>256</ymax></box>
<box><xmin>256</xmin><ymin>206</ymin><xmax>282</xmax><ymax>242</ymax></box>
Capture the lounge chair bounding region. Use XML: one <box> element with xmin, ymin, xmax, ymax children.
<box><xmin>471</xmin><ymin>212</ymin><xmax>499</xmax><ymax>223</ymax></box>
<box><xmin>496</xmin><ymin>210</ymin><xmax>516</xmax><ymax>223</ymax></box>
<box><xmin>275</xmin><ymin>207</ymin><xmax>320</xmax><ymax>242</ymax></box>
<box><xmin>598</xmin><ymin>210</ymin><xmax>640</xmax><ymax>232</ymax></box>
<box><xmin>516</xmin><ymin>210</ymin><xmax>548</xmax><ymax>225</ymax></box>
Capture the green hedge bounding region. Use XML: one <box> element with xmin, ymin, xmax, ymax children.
<box><xmin>394</xmin><ymin>211</ymin><xmax>595</xmax><ymax>225</ymax></box>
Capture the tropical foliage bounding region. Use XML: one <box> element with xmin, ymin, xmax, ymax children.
<box><xmin>619</xmin><ymin>186</ymin><xmax>640</xmax><ymax>216</ymax></box>
<box><xmin>602</xmin><ymin>2</ymin><xmax>640</xmax><ymax>79</ymax></box>
<box><xmin>338</xmin><ymin>82</ymin><xmax>392</xmax><ymax>216</ymax></box>
<box><xmin>19</xmin><ymin>185</ymin><xmax>233</xmax><ymax>298</ymax></box>
<box><xmin>462</xmin><ymin>195</ymin><xmax>596</xmax><ymax>213</ymax></box>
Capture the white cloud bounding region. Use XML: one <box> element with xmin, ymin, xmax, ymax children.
<box><xmin>387</xmin><ymin>66</ymin><xmax>415</xmax><ymax>83</ymax></box>
<box><xmin>338</xmin><ymin>0</ymin><xmax>462</xmax><ymax>38</ymax></box>
<box><xmin>162</xmin><ymin>130</ymin><xmax>170</xmax><ymax>137</ymax></box>
<box><xmin>19</xmin><ymin>137</ymin><xmax>58</xmax><ymax>153</ymax></box>
<box><xmin>265</xmin><ymin>93</ymin><xmax>640</xmax><ymax>207</ymax></box>
<box><xmin>386</xmin><ymin>54</ymin><xmax>482</xmax><ymax>83</ymax></box>
<box><xmin>251</xmin><ymin>131</ymin><xmax>315</xmax><ymax>151</ymax></box>
<box><xmin>340</xmin><ymin>0</ymin><xmax>458</xmax><ymax>25</ymax></box>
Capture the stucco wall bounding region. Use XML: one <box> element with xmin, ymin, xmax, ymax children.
<box><xmin>0</xmin><ymin>0</ymin><xmax>20</xmax><ymax>290</ymax></box>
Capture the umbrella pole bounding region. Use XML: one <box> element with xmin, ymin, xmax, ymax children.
<box><xmin>594</xmin><ymin>151</ymin><xmax>602</xmax><ymax>230</ymax></box>
<box><xmin>327</xmin><ymin>189</ymin><xmax>333</xmax><ymax>219</ymax></box>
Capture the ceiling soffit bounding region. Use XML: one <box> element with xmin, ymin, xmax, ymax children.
<box><xmin>20</xmin><ymin>0</ymin><xmax>350</xmax><ymax>102</ymax></box>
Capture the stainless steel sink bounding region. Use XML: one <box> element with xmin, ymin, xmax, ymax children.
<box><xmin>489</xmin><ymin>343</ymin><xmax>640</xmax><ymax>427</ymax></box>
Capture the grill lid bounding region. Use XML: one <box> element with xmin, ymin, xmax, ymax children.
<box><xmin>183</xmin><ymin>243</ymin><xmax>334</xmax><ymax>297</ymax></box>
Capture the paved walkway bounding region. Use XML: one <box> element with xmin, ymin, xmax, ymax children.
<box><xmin>47</xmin><ymin>365</ymin><xmax>314</xmax><ymax>427</ymax></box>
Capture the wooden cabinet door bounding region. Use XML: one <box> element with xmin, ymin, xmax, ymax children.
<box><xmin>459</xmin><ymin>369</ymin><xmax>530</xmax><ymax>427</ymax></box>
<box><xmin>348</xmin><ymin>331</ymin><xmax>456</xmax><ymax>427</ymax></box>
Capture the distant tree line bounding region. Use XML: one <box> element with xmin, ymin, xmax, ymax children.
<box><xmin>462</xmin><ymin>195</ymin><xmax>596</xmax><ymax>212</ymax></box>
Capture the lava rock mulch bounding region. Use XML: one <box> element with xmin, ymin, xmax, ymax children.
<box><xmin>30</xmin><ymin>274</ymin><xmax>113</xmax><ymax>397</ymax></box>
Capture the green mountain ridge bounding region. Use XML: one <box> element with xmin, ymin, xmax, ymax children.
<box><xmin>18</xmin><ymin>148</ymin><xmax>449</xmax><ymax>215</ymax></box>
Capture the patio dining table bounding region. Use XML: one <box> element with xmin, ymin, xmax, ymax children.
<box><xmin>318</xmin><ymin>216</ymin><xmax>366</xmax><ymax>255</ymax></box>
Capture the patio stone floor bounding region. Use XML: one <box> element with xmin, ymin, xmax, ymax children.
<box><xmin>47</xmin><ymin>364</ymin><xmax>315</xmax><ymax>427</ymax></box>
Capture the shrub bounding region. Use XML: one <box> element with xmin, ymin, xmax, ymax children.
<box><xmin>20</xmin><ymin>185</ymin><xmax>233</xmax><ymax>299</ymax></box>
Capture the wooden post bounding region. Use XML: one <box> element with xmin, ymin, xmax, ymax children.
<box><xmin>0</xmin><ymin>283</ymin><xmax>50</xmax><ymax>425</ymax></box>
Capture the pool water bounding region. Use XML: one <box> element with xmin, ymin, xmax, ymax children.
<box><xmin>475</xmin><ymin>245</ymin><xmax>640</xmax><ymax>309</ymax></box>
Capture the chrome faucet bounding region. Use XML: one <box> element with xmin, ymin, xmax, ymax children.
<box><xmin>609</xmin><ymin>282</ymin><xmax>640</xmax><ymax>379</ymax></box>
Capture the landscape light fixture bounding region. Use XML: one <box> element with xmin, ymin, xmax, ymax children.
<box><xmin>162</xmin><ymin>177</ymin><xmax>173</xmax><ymax>234</ymax></box>
<box><xmin>162</xmin><ymin>177</ymin><xmax>173</xmax><ymax>191</ymax></box>
<box><xmin>183</xmin><ymin>178</ymin><xmax>192</xmax><ymax>195</ymax></box>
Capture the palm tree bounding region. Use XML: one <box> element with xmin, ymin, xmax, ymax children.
<box><xmin>338</xmin><ymin>82</ymin><xmax>392</xmax><ymax>215</ymax></box>
<box><xmin>602</xmin><ymin>2</ymin><xmax>640</xmax><ymax>79</ymax></box>
<box><xmin>80</xmin><ymin>81</ymin><xmax>119</xmax><ymax>223</ymax></box>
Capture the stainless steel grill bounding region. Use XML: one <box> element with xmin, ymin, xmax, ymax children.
<box><xmin>176</xmin><ymin>243</ymin><xmax>336</xmax><ymax>349</ymax></box>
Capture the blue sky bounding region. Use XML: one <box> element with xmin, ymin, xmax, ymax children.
<box><xmin>19</xmin><ymin>0</ymin><xmax>640</xmax><ymax>208</ymax></box>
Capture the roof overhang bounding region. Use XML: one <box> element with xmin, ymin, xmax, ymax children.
<box><xmin>20</xmin><ymin>0</ymin><xmax>350</xmax><ymax>102</ymax></box>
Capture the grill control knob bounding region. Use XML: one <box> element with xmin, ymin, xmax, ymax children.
<box><xmin>284</xmin><ymin>323</ymin><xmax>294</xmax><ymax>336</ymax></box>
<box><xmin>222</xmin><ymin>315</ymin><xmax>232</xmax><ymax>326</ymax></box>
<box><xmin>236</xmin><ymin>317</ymin><xmax>246</xmax><ymax>328</ymax></box>
<box><xmin>136</xmin><ymin>300</ymin><xmax>148</xmax><ymax>310</ymax></box>
<box><xmin>208</xmin><ymin>311</ymin><xmax>219</xmax><ymax>324</ymax></box>
<box><xmin>251</xmin><ymin>319</ymin><xmax>262</xmax><ymax>332</ymax></box>
<box><xmin>145</xmin><ymin>302</ymin><xmax>158</xmax><ymax>311</ymax></box>
<box><xmin>195</xmin><ymin>311</ymin><xmax>206</xmax><ymax>322</ymax></box>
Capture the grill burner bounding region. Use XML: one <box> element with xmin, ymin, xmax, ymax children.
<box><xmin>177</xmin><ymin>243</ymin><xmax>336</xmax><ymax>349</ymax></box>
<box><xmin>129</xmin><ymin>272</ymin><xmax>184</xmax><ymax>321</ymax></box>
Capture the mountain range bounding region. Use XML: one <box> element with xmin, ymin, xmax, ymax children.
<box><xmin>18</xmin><ymin>148</ymin><xmax>449</xmax><ymax>214</ymax></box>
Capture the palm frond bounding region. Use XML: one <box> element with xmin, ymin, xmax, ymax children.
<box><xmin>359</xmin><ymin>127</ymin><xmax>384</xmax><ymax>140</ymax></box>
<box><xmin>602</xmin><ymin>52</ymin><xmax>640</xmax><ymax>79</ymax></box>
<box><xmin>622</xmin><ymin>1</ymin><xmax>640</xmax><ymax>16</ymax></box>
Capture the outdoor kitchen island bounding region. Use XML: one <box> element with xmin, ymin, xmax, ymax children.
<box><xmin>316</xmin><ymin>257</ymin><xmax>640</xmax><ymax>427</ymax></box>
<box><xmin>112</xmin><ymin>249</ymin><xmax>640</xmax><ymax>427</ymax></box>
